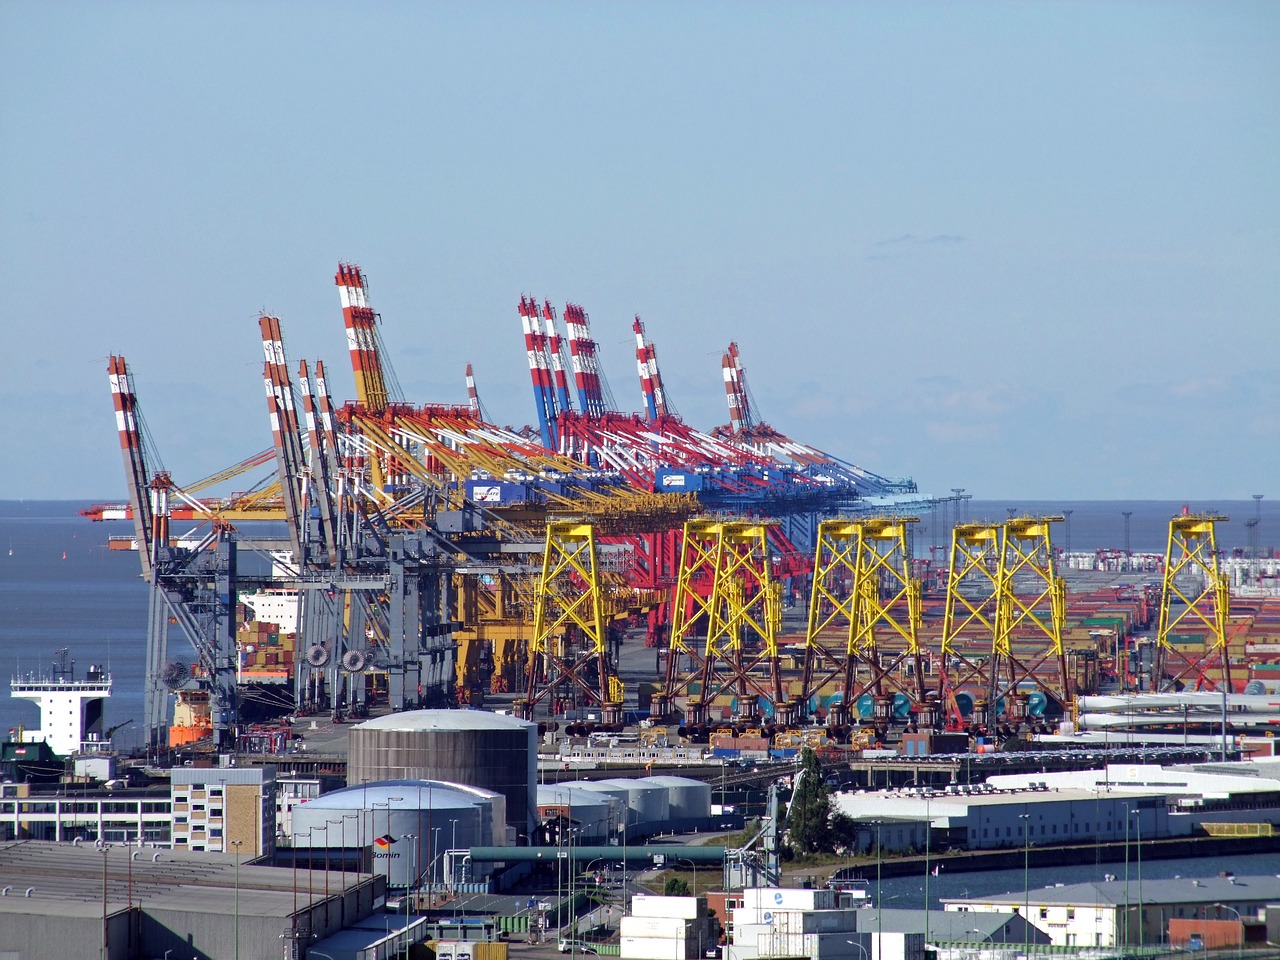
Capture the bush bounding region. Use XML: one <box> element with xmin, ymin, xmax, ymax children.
<box><xmin>664</xmin><ymin>876</ymin><xmax>690</xmax><ymax>896</ymax></box>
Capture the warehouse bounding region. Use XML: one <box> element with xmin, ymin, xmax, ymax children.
<box><xmin>832</xmin><ymin>784</ymin><xmax>1166</xmax><ymax>852</ymax></box>
<box><xmin>0</xmin><ymin>838</ymin><xmax>385</xmax><ymax>960</ymax></box>
<box><xmin>944</xmin><ymin>874</ymin><xmax>1280</xmax><ymax>947</ymax></box>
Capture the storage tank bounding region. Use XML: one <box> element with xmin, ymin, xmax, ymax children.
<box><xmin>537</xmin><ymin>784</ymin><xmax>618</xmax><ymax>841</ymax></box>
<box><xmin>347</xmin><ymin>710</ymin><xmax>536</xmax><ymax>835</ymax></box>
<box><xmin>588</xmin><ymin>778</ymin><xmax>669</xmax><ymax>836</ymax></box>
<box><xmin>291</xmin><ymin>779</ymin><xmax>504</xmax><ymax>889</ymax></box>
<box><xmin>640</xmin><ymin>775</ymin><xmax>711</xmax><ymax>826</ymax></box>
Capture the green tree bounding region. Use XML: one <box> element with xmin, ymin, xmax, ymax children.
<box><xmin>664</xmin><ymin>876</ymin><xmax>690</xmax><ymax>896</ymax></box>
<box><xmin>786</xmin><ymin>748</ymin><xmax>831</xmax><ymax>854</ymax></box>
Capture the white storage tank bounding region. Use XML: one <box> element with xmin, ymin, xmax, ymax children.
<box><xmin>347</xmin><ymin>709</ymin><xmax>536</xmax><ymax>835</ymax></box>
<box><xmin>290</xmin><ymin>778</ymin><xmax>504</xmax><ymax>889</ymax></box>
<box><xmin>640</xmin><ymin>775</ymin><xmax>711</xmax><ymax>825</ymax></box>
<box><xmin>537</xmin><ymin>784</ymin><xmax>618</xmax><ymax>841</ymax></box>
<box><xmin>590</xmin><ymin>778</ymin><xmax>669</xmax><ymax>834</ymax></box>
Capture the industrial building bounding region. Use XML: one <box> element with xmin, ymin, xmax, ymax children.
<box><xmin>0</xmin><ymin>766</ymin><xmax>276</xmax><ymax>854</ymax></box>
<box><xmin>831</xmin><ymin>784</ymin><xmax>1164</xmax><ymax>853</ymax></box>
<box><xmin>347</xmin><ymin>710</ymin><xmax>537</xmax><ymax>837</ymax></box>
<box><xmin>943</xmin><ymin>874</ymin><xmax>1280</xmax><ymax>948</ymax></box>
<box><xmin>171</xmin><ymin>764</ymin><xmax>277</xmax><ymax>856</ymax></box>
<box><xmin>0</xmin><ymin>838</ymin><xmax>385</xmax><ymax>960</ymax></box>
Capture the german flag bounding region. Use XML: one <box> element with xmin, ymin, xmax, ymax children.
<box><xmin>373</xmin><ymin>834</ymin><xmax>395</xmax><ymax>849</ymax></box>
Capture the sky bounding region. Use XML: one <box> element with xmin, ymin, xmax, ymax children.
<box><xmin>1</xmin><ymin>1</ymin><xmax>1276</xmax><ymax>502</ymax></box>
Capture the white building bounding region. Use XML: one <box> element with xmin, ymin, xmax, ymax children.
<box><xmin>170</xmin><ymin>765</ymin><xmax>276</xmax><ymax>857</ymax></box>
<box><xmin>944</xmin><ymin>874</ymin><xmax>1280</xmax><ymax>947</ymax></box>
<box><xmin>831</xmin><ymin>785</ymin><xmax>1165</xmax><ymax>852</ymax></box>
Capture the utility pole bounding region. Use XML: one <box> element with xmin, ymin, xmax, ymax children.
<box><xmin>1062</xmin><ymin>509</ymin><xmax>1073</xmax><ymax>564</ymax></box>
<box><xmin>1123</xmin><ymin>511</ymin><xmax>1134</xmax><ymax>568</ymax></box>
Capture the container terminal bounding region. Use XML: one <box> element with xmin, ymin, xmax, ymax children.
<box><xmin>4</xmin><ymin>262</ymin><xmax>1274</xmax><ymax>956</ymax></box>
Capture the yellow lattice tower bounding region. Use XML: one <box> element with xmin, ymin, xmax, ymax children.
<box><xmin>517</xmin><ymin>521</ymin><xmax>622</xmax><ymax>723</ymax></box>
<box><xmin>659</xmin><ymin>519</ymin><xmax>782</xmax><ymax>724</ymax></box>
<box><xmin>991</xmin><ymin>516</ymin><xmax>1070</xmax><ymax>723</ymax></box>
<box><xmin>657</xmin><ymin>519</ymin><xmax>723</xmax><ymax>718</ymax></box>
<box><xmin>938</xmin><ymin>523</ymin><xmax>1002</xmax><ymax>727</ymax></box>
<box><xmin>699</xmin><ymin>520</ymin><xmax>782</xmax><ymax>724</ymax></box>
<box><xmin>801</xmin><ymin>520</ymin><xmax>860</xmax><ymax>723</ymax></box>
<box><xmin>850</xmin><ymin>517</ymin><xmax>925</xmax><ymax>708</ymax></box>
<box><xmin>1155</xmin><ymin>513</ymin><xmax>1231</xmax><ymax>692</ymax></box>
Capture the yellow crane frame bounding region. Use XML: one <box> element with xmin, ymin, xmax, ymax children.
<box><xmin>991</xmin><ymin>516</ymin><xmax>1070</xmax><ymax>720</ymax></box>
<box><xmin>518</xmin><ymin>522</ymin><xmax>623</xmax><ymax>722</ymax></box>
<box><xmin>801</xmin><ymin>518</ymin><xmax>924</xmax><ymax>726</ymax></box>
<box><xmin>1155</xmin><ymin>513</ymin><xmax>1231</xmax><ymax>691</ymax></box>
<box><xmin>660</xmin><ymin>519</ymin><xmax>782</xmax><ymax>724</ymax></box>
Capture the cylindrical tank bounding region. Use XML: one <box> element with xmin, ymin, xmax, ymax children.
<box><xmin>347</xmin><ymin>710</ymin><xmax>536</xmax><ymax>836</ymax></box>
<box><xmin>290</xmin><ymin>779</ymin><xmax>503</xmax><ymax>889</ymax></box>
<box><xmin>573</xmin><ymin>780</ymin><xmax>633</xmax><ymax>829</ymax></box>
<box><xmin>640</xmin><ymin>775</ymin><xmax>711</xmax><ymax>825</ymax></box>
<box><xmin>589</xmin><ymin>778</ymin><xmax>669</xmax><ymax>834</ymax></box>
<box><xmin>536</xmin><ymin>784</ymin><xmax>617</xmax><ymax>841</ymax></box>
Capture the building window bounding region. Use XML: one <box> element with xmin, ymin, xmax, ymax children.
<box><xmin>1039</xmin><ymin>908</ymin><xmax>1048</xmax><ymax>920</ymax></box>
<box><xmin>1067</xmin><ymin>909</ymin><xmax>1075</xmax><ymax>920</ymax></box>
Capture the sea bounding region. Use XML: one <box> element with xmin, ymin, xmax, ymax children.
<box><xmin>1</xmin><ymin>498</ymin><xmax>1277</xmax><ymax>748</ymax></box>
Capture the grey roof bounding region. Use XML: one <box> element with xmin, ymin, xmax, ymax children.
<box><xmin>850</xmin><ymin>908</ymin><xmax>1051</xmax><ymax>945</ymax></box>
<box><xmin>352</xmin><ymin>709</ymin><xmax>534</xmax><ymax>733</ymax></box>
<box><xmin>0</xmin><ymin>838</ymin><xmax>372</xmax><ymax>919</ymax></box>
<box><xmin>311</xmin><ymin>779</ymin><xmax>502</xmax><ymax>810</ymax></box>
<box><xmin>943</xmin><ymin>874</ymin><xmax>1280</xmax><ymax>908</ymax></box>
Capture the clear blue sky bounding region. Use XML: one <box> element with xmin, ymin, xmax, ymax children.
<box><xmin>1</xmin><ymin>2</ymin><xmax>1276</xmax><ymax>501</ymax></box>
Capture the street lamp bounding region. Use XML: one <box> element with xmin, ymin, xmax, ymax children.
<box><xmin>403</xmin><ymin>834</ymin><xmax>418</xmax><ymax>960</ymax></box>
<box><xmin>1131</xmin><ymin>808</ymin><xmax>1143</xmax><ymax>948</ymax></box>
<box><xmin>100</xmin><ymin>842</ymin><xmax>112</xmax><ymax>960</ymax></box>
<box><xmin>1214</xmin><ymin>903</ymin><xmax>1243</xmax><ymax>960</ymax></box>
<box><xmin>1017</xmin><ymin>812</ymin><xmax>1030</xmax><ymax>957</ymax></box>
<box><xmin>449</xmin><ymin>818</ymin><xmax>459</xmax><ymax>891</ymax></box>
<box><xmin>844</xmin><ymin>939</ymin><xmax>869</xmax><ymax>960</ymax></box>
<box><xmin>230</xmin><ymin>839</ymin><xmax>243</xmax><ymax>960</ymax></box>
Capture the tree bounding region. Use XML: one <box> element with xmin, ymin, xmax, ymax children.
<box><xmin>786</xmin><ymin>747</ymin><xmax>832</xmax><ymax>854</ymax></box>
<box><xmin>664</xmin><ymin>876</ymin><xmax>690</xmax><ymax>896</ymax></box>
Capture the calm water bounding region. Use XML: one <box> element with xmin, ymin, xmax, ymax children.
<box><xmin>0</xmin><ymin>499</ymin><xmax>1277</xmax><ymax>743</ymax></box>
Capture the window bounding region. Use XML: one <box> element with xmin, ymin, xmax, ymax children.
<box><xmin>1067</xmin><ymin>909</ymin><xmax>1075</xmax><ymax>920</ymax></box>
<box><xmin>1039</xmin><ymin>908</ymin><xmax>1048</xmax><ymax>920</ymax></box>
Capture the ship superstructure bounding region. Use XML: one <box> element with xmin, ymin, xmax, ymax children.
<box><xmin>10</xmin><ymin>648</ymin><xmax>112</xmax><ymax>757</ymax></box>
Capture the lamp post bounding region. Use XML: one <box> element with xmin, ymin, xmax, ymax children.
<box><xmin>922</xmin><ymin>797</ymin><xmax>931</xmax><ymax>950</ymax></box>
<box><xmin>100</xmin><ymin>842</ymin><xmax>112</xmax><ymax>960</ymax></box>
<box><xmin>844</xmin><ymin>940</ymin><xmax>868</xmax><ymax>960</ymax></box>
<box><xmin>1018</xmin><ymin>812</ymin><xmax>1030</xmax><ymax>957</ymax></box>
<box><xmin>1214</xmin><ymin>903</ymin><xmax>1243</xmax><ymax>960</ymax></box>
<box><xmin>403</xmin><ymin>834</ymin><xmax>418</xmax><ymax>960</ymax></box>
<box><xmin>1132</xmin><ymin>808</ymin><xmax>1143</xmax><ymax>948</ymax></box>
<box><xmin>1123</xmin><ymin>803</ymin><xmax>1131</xmax><ymax>945</ymax></box>
<box><xmin>231</xmin><ymin>839</ymin><xmax>243</xmax><ymax>960</ymax></box>
<box><xmin>449</xmin><ymin>818</ymin><xmax>459</xmax><ymax>891</ymax></box>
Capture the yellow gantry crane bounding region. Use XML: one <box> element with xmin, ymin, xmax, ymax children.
<box><xmin>1155</xmin><ymin>513</ymin><xmax>1231</xmax><ymax>692</ymax></box>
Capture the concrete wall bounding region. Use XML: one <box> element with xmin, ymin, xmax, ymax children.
<box><xmin>0</xmin><ymin>908</ymin><xmax>131</xmax><ymax>960</ymax></box>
